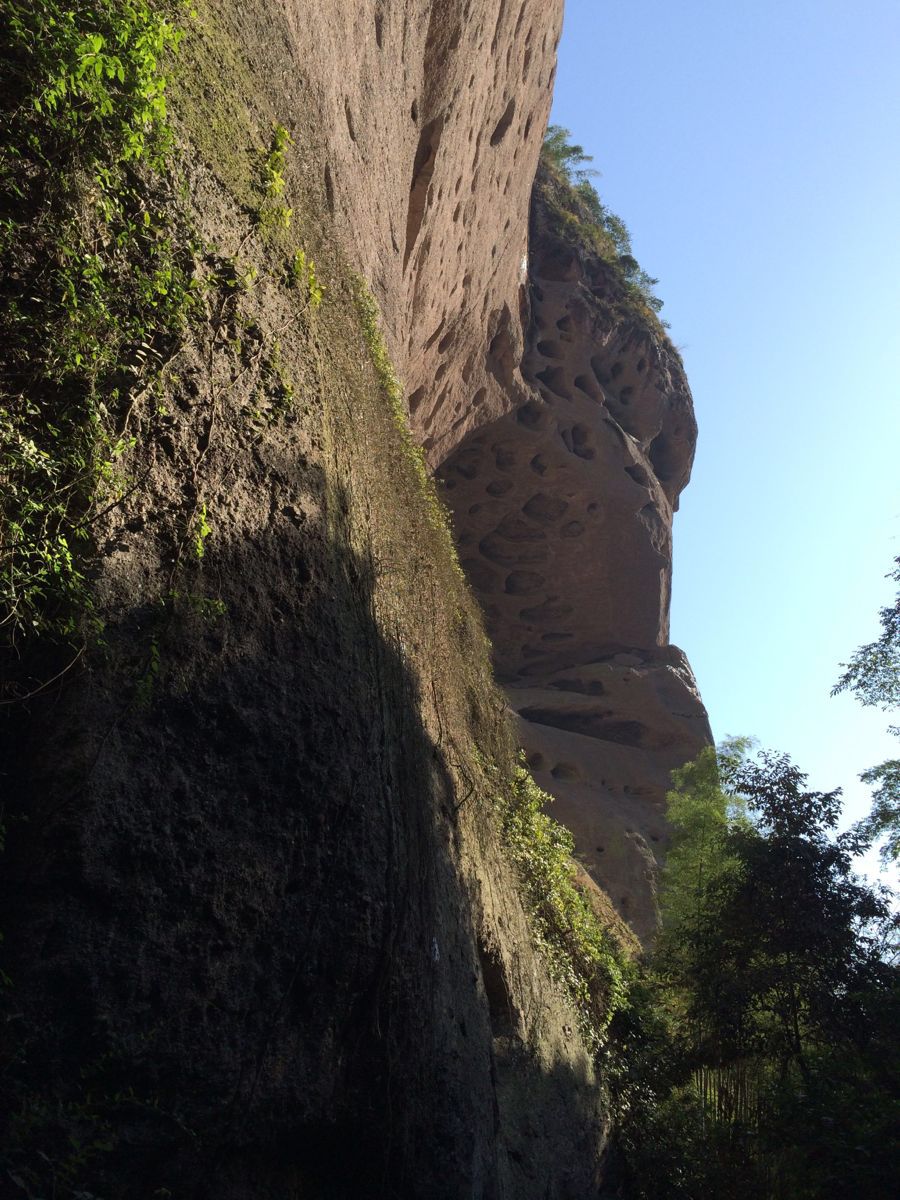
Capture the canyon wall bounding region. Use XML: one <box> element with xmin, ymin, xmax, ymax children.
<box><xmin>2</xmin><ymin>1</ymin><xmax>708</xmax><ymax>1195</ymax></box>
<box><xmin>296</xmin><ymin>0</ymin><xmax>711</xmax><ymax>938</ymax></box>
<box><xmin>434</xmin><ymin>177</ymin><xmax>711</xmax><ymax>940</ymax></box>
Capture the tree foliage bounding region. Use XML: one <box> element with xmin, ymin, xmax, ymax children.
<box><xmin>611</xmin><ymin>742</ymin><xmax>900</xmax><ymax>1200</ymax></box>
<box><xmin>539</xmin><ymin>125</ymin><xmax>665</xmax><ymax>321</ymax></box>
<box><xmin>833</xmin><ymin>556</ymin><xmax>900</xmax><ymax>862</ymax></box>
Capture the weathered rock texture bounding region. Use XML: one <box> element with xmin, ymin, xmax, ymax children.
<box><xmin>2</xmin><ymin>1</ymin><xmax>708</xmax><ymax>1195</ymax></box>
<box><xmin>282</xmin><ymin>0</ymin><xmax>562</xmax><ymax>462</ymax></box>
<box><xmin>293</xmin><ymin>0</ymin><xmax>711</xmax><ymax>938</ymax></box>
<box><xmin>434</xmin><ymin>177</ymin><xmax>711</xmax><ymax>941</ymax></box>
<box><xmin>1</xmin><ymin>4</ymin><xmax>618</xmax><ymax>1198</ymax></box>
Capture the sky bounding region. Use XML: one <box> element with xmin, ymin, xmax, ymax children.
<box><xmin>550</xmin><ymin>1</ymin><xmax>900</xmax><ymax>879</ymax></box>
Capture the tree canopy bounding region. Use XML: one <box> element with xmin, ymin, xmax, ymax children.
<box><xmin>833</xmin><ymin>556</ymin><xmax>900</xmax><ymax>863</ymax></box>
<box><xmin>610</xmin><ymin>741</ymin><xmax>899</xmax><ymax>1200</ymax></box>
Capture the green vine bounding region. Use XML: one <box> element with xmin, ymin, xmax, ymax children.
<box><xmin>498</xmin><ymin>762</ymin><xmax>629</xmax><ymax>1048</ymax></box>
<box><xmin>0</xmin><ymin>1</ymin><xmax>195</xmax><ymax>680</ymax></box>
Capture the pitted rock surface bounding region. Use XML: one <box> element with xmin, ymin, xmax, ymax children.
<box><xmin>436</xmin><ymin>177</ymin><xmax>711</xmax><ymax>940</ymax></box>
<box><xmin>289</xmin><ymin>0</ymin><xmax>563</xmax><ymax>463</ymax></box>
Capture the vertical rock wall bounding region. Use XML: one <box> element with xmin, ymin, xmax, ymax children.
<box><xmin>434</xmin><ymin>181</ymin><xmax>711</xmax><ymax>942</ymax></box>
<box><xmin>292</xmin><ymin>0</ymin><xmax>712</xmax><ymax>940</ymax></box>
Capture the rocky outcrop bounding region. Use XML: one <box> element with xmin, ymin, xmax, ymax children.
<box><xmin>1</xmin><ymin>4</ymin><xmax>616</xmax><ymax>1198</ymax></box>
<box><xmin>435</xmin><ymin>175</ymin><xmax>711</xmax><ymax>941</ymax></box>
<box><xmin>1</xmin><ymin>2</ymin><xmax>710</xmax><ymax>1195</ymax></box>
<box><xmin>299</xmin><ymin>0</ymin><xmax>711</xmax><ymax>939</ymax></box>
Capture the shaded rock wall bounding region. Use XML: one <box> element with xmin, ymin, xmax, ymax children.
<box><xmin>2</xmin><ymin>4</ymin><xmax>619</xmax><ymax>1197</ymax></box>
<box><xmin>435</xmin><ymin>180</ymin><xmax>711</xmax><ymax>941</ymax></box>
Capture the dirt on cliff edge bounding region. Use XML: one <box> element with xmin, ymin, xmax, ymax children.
<box><xmin>0</xmin><ymin>3</ymin><xmax>621</xmax><ymax>1198</ymax></box>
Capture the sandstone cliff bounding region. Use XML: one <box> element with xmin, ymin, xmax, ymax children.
<box><xmin>1</xmin><ymin>1</ymin><xmax>706</xmax><ymax>1195</ymax></box>
<box><xmin>435</xmin><ymin>166</ymin><xmax>711</xmax><ymax>941</ymax></box>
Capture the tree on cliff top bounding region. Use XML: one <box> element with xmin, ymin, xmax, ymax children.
<box><xmin>539</xmin><ymin>125</ymin><xmax>665</xmax><ymax>320</ymax></box>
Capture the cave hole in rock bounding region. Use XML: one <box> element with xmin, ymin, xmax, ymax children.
<box><xmin>530</xmin><ymin>453</ymin><xmax>548</xmax><ymax>476</ymax></box>
<box><xmin>571</xmin><ymin>425</ymin><xmax>594</xmax><ymax>460</ymax></box>
<box><xmin>437</xmin><ymin>328</ymin><xmax>456</xmax><ymax>355</ymax></box>
<box><xmin>504</xmin><ymin>570</ymin><xmax>545</xmax><ymax>595</ymax></box>
<box><xmin>344</xmin><ymin>99</ymin><xmax>356</xmax><ymax>141</ymax></box>
<box><xmin>453</xmin><ymin>451</ymin><xmax>481</xmax><ymax>480</ymax></box>
<box><xmin>477</xmin><ymin>939</ymin><xmax>516</xmax><ymax>1037</ymax></box>
<box><xmin>539</xmin><ymin>245</ymin><xmax>578</xmax><ymax>282</ymax></box>
<box><xmin>590</xmin><ymin>354</ymin><xmax>610</xmax><ymax>387</ymax></box>
<box><xmin>551</xmin><ymin>763</ymin><xmax>578</xmax><ymax>781</ymax></box>
<box><xmin>637</xmin><ymin>356</ymin><xmax>646</xmax><ymax>373</ymax></box>
<box><xmin>408</xmin><ymin>385</ymin><xmax>426</xmax><ymax>414</ymax></box>
<box><xmin>610</xmin><ymin>361</ymin><xmax>624</xmax><ymax>380</ymax></box>
<box><xmin>573</xmin><ymin>373</ymin><xmax>600</xmax><ymax>401</ymax></box>
<box><xmin>522</xmin><ymin>492</ymin><xmax>567</xmax><ymax>523</ymax></box>
<box><xmin>495</xmin><ymin>514</ymin><xmax>547</xmax><ymax>543</ymax></box>
<box><xmin>324</xmin><ymin>163</ymin><xmax>335</xmax><ymax>214</ymax></box>
<box><xmin>374</xmin><ymin>5</ymin><xmax>384</xmax><ymax>47</ymax></box>
<box><xmin>424</xmin><ymin>319</ymin><xmax>446</xmax><ymax>351</ymax></box>
<box><xmin>527</xmin><ymin>751</ymin><xmax>545</xmax><ymax>771</ymax></box>
<box><xmin>516</xmin><ymin>400</ymin><xmax>545</xmax><ymax>430</ymax></box>
<box><xmin>519</xmin><ymin>599</ymin><xmax>573</xmax><ymax>623</ymax></box>
<box><xmin>535</xmin><ymin>365</ymin><xmax>572</xmax><ymax>400</ymax></box>
<box><xmin>410</xmin><ymin>98</ymin><xmax>419</xmax><ymax>123</ymax></box>
<box><xmin>404</xmin><ymin>116</ymin><xmax>444</xmax><ymax>269</ymax></box>
<box><xmin>619</xmin><ymin>385</ymin><xmax>634</xmax><ymax>404</ymax></box>
<box><xmin>472</xmin><ymin>386</ymin><xmax>487</xmax><ymax>408</ymax></box>
<box><xmin>625</xmin><ymin>463</ymin><xmax>652</xmax><ymax>489</ymax></box>
<box><xmin>536</xmin><ymin>339</ymin><xmax>564</xmax><ymax>360</ymax></box>
<box><xmin>479</xmin><ymin>533</ymin><xmax>548</xmax><ymax>568</ymax></box>
<box><xmin>486</xmin><ymin>477</ymin><xmax>513</xmax><ymax>497</ymax></box>
<box><xmin>648</xmin><ymin>433</ymin><xmax>675</xmax><ymax>484</ymax></box>
<box><xmin>550</xmin><ymin>678</ymin><xmax>606</xmax><ymax>696</ymax></box>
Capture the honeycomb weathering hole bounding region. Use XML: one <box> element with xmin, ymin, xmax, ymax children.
<box><xmin>489</xmin><ymin>98</ymin><xmax>516</xmax><ymax>146</ymax></box>
<box><xmin>404</xmin><ymin>117</ymin><xmax>445</xmax><ymax>269</ymax></box>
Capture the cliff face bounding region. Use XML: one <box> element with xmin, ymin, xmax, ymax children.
<box><xmin>282</xmin><ymin>0</ymin><xmax>562</xmax><ymax>458</ymax></box>
<box><xmin>294</xmin><ymin>0</ymin><xmax>710</xmax><ymax>939</ymax></box>
<box><xmin>2</xmin><ymin>1</ymin><xmax>706</xmax><ymax>1195</ymax></box>
<box><xmin>434</xmin><ymin>174</ymin><xmax>711</xmax><ymax>940</ymax></box>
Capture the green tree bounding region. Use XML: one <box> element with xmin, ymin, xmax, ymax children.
<box><xmin>615</xmin><ymin>742</ymin><xmax>900</xmax><ymax>1200</ymax></box>
<box><xmin>833</xmin><ymin>556</ymin><xmax>900</xmax><ymax>862</ymax></box>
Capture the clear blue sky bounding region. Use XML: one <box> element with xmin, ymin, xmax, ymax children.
<box><xmin>551</xmin><ymin>1</ymin><xmax>900</xmax><ymax>878</ymax></box>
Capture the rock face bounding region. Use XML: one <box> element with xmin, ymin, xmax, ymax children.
<box><xmin>298</xmin><ymin>0</ymin><xmax>711</xmax><ymax>939</ymax></box>
<box><xmin>434</xmin><ymin>177</ymin><xmax>712</xmax><ymax>941</ymax></box>
<box><xmin>286</xmin><ymin>0</ymin><xmax>563</xmax><ymax>463</ymax></box>
<box><xmin>1</xmin><ymin>2</ymin><xmax>710</xmax><ymax>1194</ymax></box>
